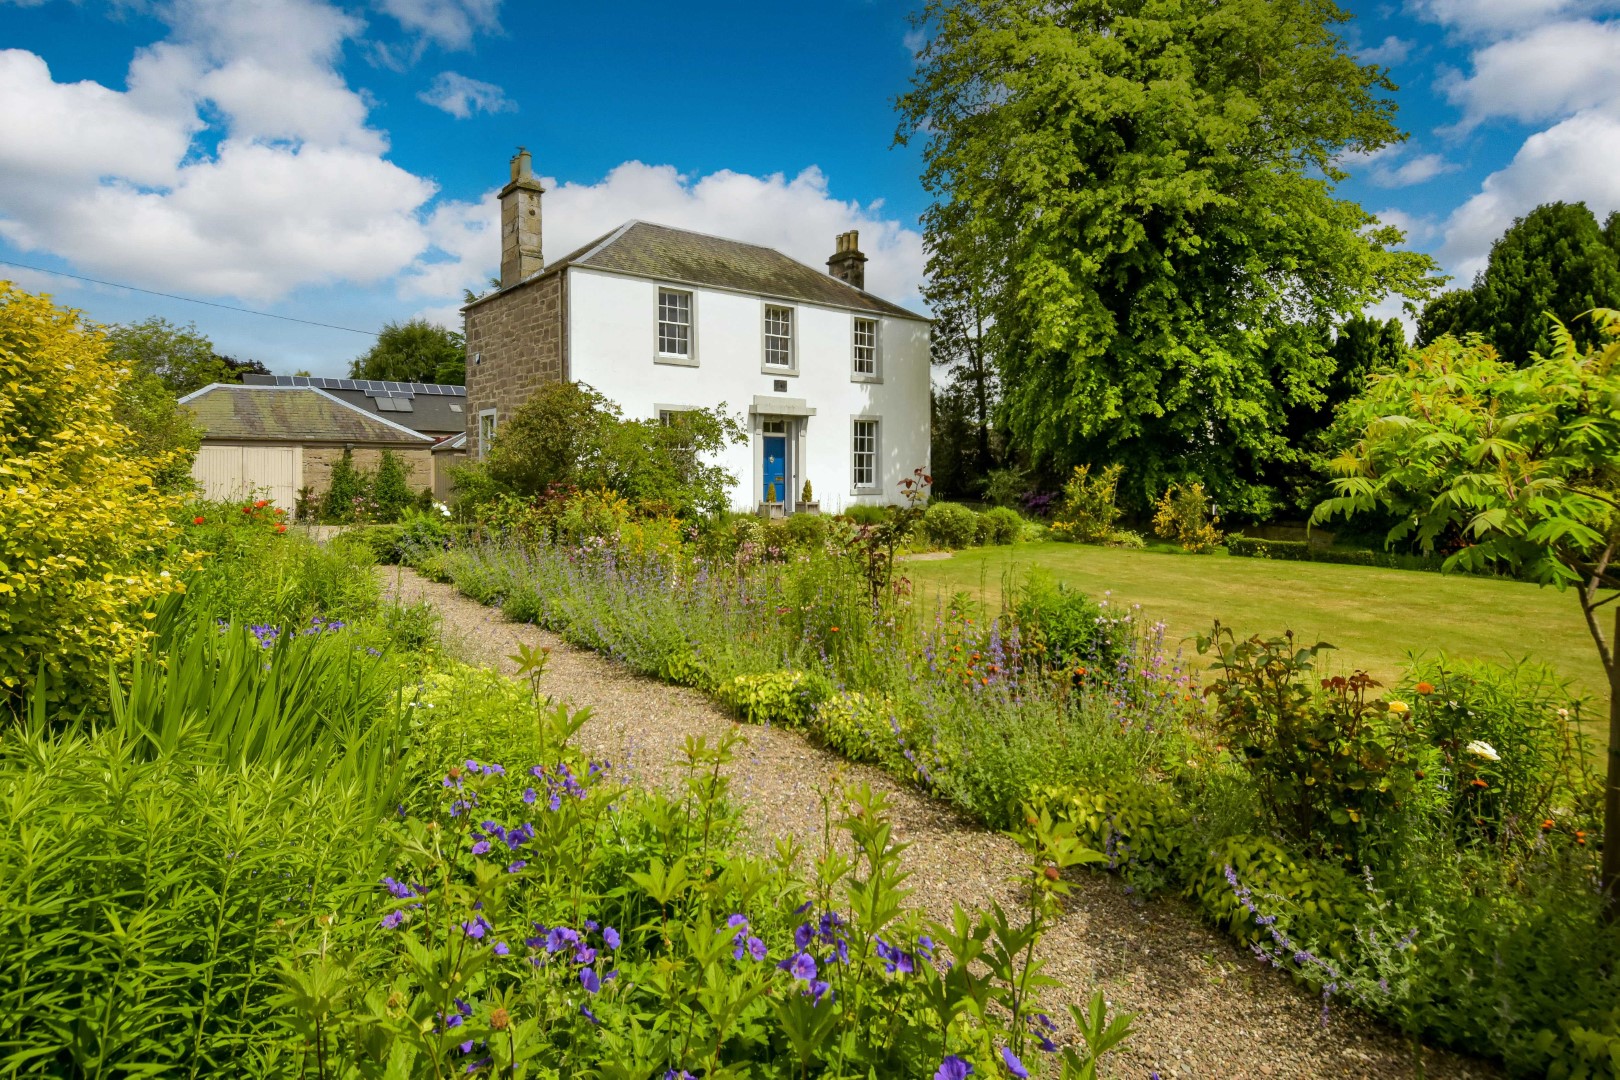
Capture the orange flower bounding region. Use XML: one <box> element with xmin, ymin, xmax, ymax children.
<box><xmin>275</xmin><ymin>524</ymin><xmax>287</xmax><ymax>534</ymax></box>
<box><xmin>1415</xmin><ymin>681</ymin><xmax>1435</xmax><ymax>695</ymax></box>
<box><xmin>254</xmin><ymin>499</ymin><xmax>269</xmax><ymax>508</ymax></box>
<box><xmin>980</xmin><ymin>677</ymin><xmax>989</xmax><ymax>686</ymax></box>
<box><xmin>829</xmin><ymin>626</ymin><xmax>839</xmax><ymax>633</ymax></box>
<box><xmin>1576</xmin><ymin>830</ymin><xmax>1587</xmax><ymax>845</ymax></box>
<box><xmin>241</xmin><ymin>506</ymin><xmax>252</xmax><ymax>514</ymax></box>
<box><xmin>1470</xmin><ymin>778</ymin><xmax>1488</xmax><ymax>788</ymax></box>
<box><xmin>1541</xmin><ymin>819</ymin><xmax>1555</xmax><ymax>831</ymax></box>
<box><xmin>193</xmin><ymin>515</ymin><xmax>205</xmax><ymax>525</ymax></box>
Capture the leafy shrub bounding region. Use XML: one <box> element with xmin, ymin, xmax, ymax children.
<box><xmin>371</xmin><ymin>447</ymin><xmax>413</xmax><ymax>522</ymax></box>
<box><xmin>1049</xmin><ymin>464</ymin><xmax>1122</xmax><ymax>543</ymax></box>
<box><xmin>922</xmin><ymin>500</ymin><xmax>980</xmax><ymax>549</ymax></box>
<box><xmin>183</xmin><ymin>506</ymin><xmax>381</xmax><ymax>628</ymax></box>
<box><xmin>1107</xmin><ymin>529</ymin><xmax>1146</xmax><ymax>549</ymax></box>
<box><xmin>1012</xmin><ymin>574</ymin><xmax>1125</xmax><ymax>671</ymax></box>
<box><xmin>1200</xmin><ymin>628</ymin><xmax>1419</xmax><ymax>862</ymax></box>
<box><xmin>714</xmin><ymin>670</ymin><xmax>828</xmax><ymax>726</ymax></box>
<box><xmin>784</xmin><ymin>511</ymin><xmax>831</xmax><ymax>549</ymax></box>
<box><xmin>351</xmin><ymin>523</ymin><xmax>406</xmax><ymax>563</ymax></box>
<box><xmin>321</xmin><ymin>448</ymin><xmax>371</xmax><ymax>522</ymax></box>
<box><xmin>843</xmin><ymin>504</ymin><xmax>890</xmax><ymax>527</ymax></box>
<box><xmin>1402</xmin><ymin>657</ymin><xmax>1591</xmax><ymax>844</ymax></box>
<box><xmin>980</xmin><ymin>466</ymin><xmax>1029</xmax><ymax>509</ymax></box>
<box><xmin>1227</xmin><ymin>535</ymin><xmax>1455</xmax><ymax>573</ymax></box>
<box><xmin>1040</xmin><ymin>780</ymin><xmax>1191</xmax><ymax>889</ymax></box>
<box><xmin>0</xmin><ymin>284</ymin><xmax>187</xmax><ymax>713</ymax></box>
<box><xmin>1152</xmin><ymin>481</ymin><xmax>1223</xmax><ymax>552</ymax></box>
<box><xmin>485</xmin><ymin>381</ymin><xmax>744</xmax><ymax>518</ymax></box>
<box><xmin>1191</xmin><ymin>834</ymin><xmax>1363</xmax><ymax>961</ymax></box>
<box><xmin>977</xmin><ymin>506</ymin><xmax>1023</xmax><ymax>545</ymax></box>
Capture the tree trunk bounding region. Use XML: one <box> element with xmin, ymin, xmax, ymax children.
<box><xmin>1604</xmin><ymin>605</ymin><xmax>1620</xmax><ymax>921</ymax></box>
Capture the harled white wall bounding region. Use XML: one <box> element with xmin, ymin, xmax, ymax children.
<box><xmin>566</xmin><ymin>267</ymin><xmax>931</xmax><ymax>512</ymax></box>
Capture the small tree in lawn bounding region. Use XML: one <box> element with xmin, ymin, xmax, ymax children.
<box><xmin>1312</xmin><ymin>310</ymin><xmax>1620</xmax><ymax>916</ymax></box>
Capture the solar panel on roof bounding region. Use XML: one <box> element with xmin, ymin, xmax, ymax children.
<box><xmin>274</xmin><ymin>375</ymin><xmax>292</xmax><ymax>386</ymax></box>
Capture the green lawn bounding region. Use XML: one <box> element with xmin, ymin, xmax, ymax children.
<box><xmin>902</xmin><ymin>541</ymin><xmax>1611</xmax><ymax>708</ymax></box>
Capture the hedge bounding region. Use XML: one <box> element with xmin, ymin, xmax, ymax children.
<box><xmin>1226</xmin><ymin>536</ymin><xmax>1451</xmax><ymax>573</ymax></box>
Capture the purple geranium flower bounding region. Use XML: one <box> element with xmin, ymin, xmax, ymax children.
<box><xmin>580</xmin><ymin>967</ymin><xmax>601</xmax><ymax>994</ymax></box>
<box><xmin>935</xmin><ymin>1055</ymin><xmax>973</xmax><ymax>1080</ymax></box>
<box><xmin>1000</xmin><ymin>1047</ymin><xmax>1029</xmax><ymax>1078</ymax></box>
<box><xmin>380</xmin><ymin>909</ymin><xmax>405</xmax><ymax>929</ymax></box>
<box><xmin>603</xmin><ymin>926</ymin><xmax>621</xmax><ymax>949</ymax></box>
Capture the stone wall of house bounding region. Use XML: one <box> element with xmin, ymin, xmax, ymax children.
<box><xmin>464</xmin><ymin>271</ymin><xmax>567</xmax><ymax>457</ymax></box>
<box><xmin>302</xmin><ymin>445</ymin><xmax>433</xmax><ymax>500</ymax></box>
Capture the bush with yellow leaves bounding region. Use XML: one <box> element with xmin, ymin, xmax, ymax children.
<box><xmin>0</xmin><ymin>283</ymin><xmax>187</xmax><ymax>712</ymax></box>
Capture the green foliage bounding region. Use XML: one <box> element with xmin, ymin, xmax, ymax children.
<box><xmin>1191</xmin><ymin>834</ymin><xmax>1361</xmax><ymax>957</ymax></box>
<box><xmin>842</xmin><ymin>504</ymin><xmax>890</xmax><ymax>527</ymax></box>
<box><xmin>102</xmin><ymin>316</ymin><xmax>242</xmax><ymax>395</ymax></box>
<box><xmin>980</xmin><ymin>466</ymin><xmax>1027</xmax><ymax>509</ymax></box>
<box><xmin>714</xmin><ymin>670</ymin><xmax>828</xmax><ymax>726</ymax></box>
<box><xmin>898</xmin><ymin>0</ymin><xmax>1439</xmax><ymax>515</ymax></box>
<box><xmin>113</xmin><ymin>367</ymin><xmax>202</xmax><ymax>492</ymax></box>
<box><xmin>1418</xmin><ymin>202</ymin><xmax>1620</xmax><ymax>366</ymax></box>
<box><xmin>371</xmin><ymin>448</ymin><xmax>412</xmax><ymax>522</ymax></box>
<box><xmin>349</xmin><ymin>317</ymin><xmax>466</xmax><ymax>384</ymax></box>
<box><xmin>1049</xmin><ymin>465</ymin><xmax>1122</xmax><ymax>544</ymax></box>
<box><xmin>484</xmin><ymin>382</ymin><xmax>744</xmax><ymax>518</ymax></box>
<box><xmin>321</xmin><ymin>449</ymin><xmax>371</xmax><ymax>523</ymax></box>
<box><xmin>1316</xmin><ymin>314</ymin><xmax>1620</xmax><ymax>599</ymax></box>
<box><xmin>0</xmin><ymin>284</ymin><xmax>188</xmax><ymax>713</ymax></box>
<box><xmin>1199</xmin><ymin>628</ymin><xmax>1419</xmax><ymax>863</ymax></box>
<box><xmin>784</xmin><ymin>511</ymin><xmax>831</xmax><ymax>549</ymax></box>
<box><xmin>1010</xmin><ymin>574</ymin><xmax>1124</xmax><ymax>673</ymax></box>
<box><xmin>977</xmin><ymin>506</ymin><xmax>1022</xmax><ymax>546</ymax></box>
<box><xmin>1226</xmin><ymin>536</ymin><xmax>1453</xmax><ymax>572</ymax></box>
<box><xmin>1152</xmin><ymin>482</ymin><xmax>1223</xmax><ymax>553</ymax></box>
<box><xmin>922</xmin><ymin>500</ymin><xmax>980</xmax><ymax>550</ymax></box>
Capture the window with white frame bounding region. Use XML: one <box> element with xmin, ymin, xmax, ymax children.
<box><xmin>851</xmin><ymin>418</ymin><xmax>879</xmax><ymax>490</ymax></box>
<box><xmin>477</xmin><ymin>409</ymin><xmax>497</xmax><ymax>458</ymax></box>
<box><xmin>657</xmin><ymin>288</ymin><xmax>693</xmax><ymax>359</ymax></box>
<box><xmin>852</xmin><ymin>317</ymin><xmax>878</xmax><ymax>377</ymax></box>
<box><xmin>763</xmin><ymin>305</ymin><xmax>794</xmax><ymax>369</ymax></box>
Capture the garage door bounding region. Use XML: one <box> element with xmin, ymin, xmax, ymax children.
<box><xmin>192</xmin><ymin>444</ymin><xmax>300</xmax><ymax>511</ymax></box>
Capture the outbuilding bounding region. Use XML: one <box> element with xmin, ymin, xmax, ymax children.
<box><xmin>179</xmin><ymin>383</ymin><xmax>435</xmax><ymax>511</ymax></box>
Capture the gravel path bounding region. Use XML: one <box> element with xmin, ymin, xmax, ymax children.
<box><xmin>382</xmin><ymin>565</ymin><xmax>1497</xmax><ymax>1080</ymax></box>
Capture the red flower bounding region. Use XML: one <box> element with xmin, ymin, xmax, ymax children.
<box><xmin>193</xmin><ymin>516</ymin><xmax>205</xmax><ymax>525</ymax></box>
<box><xmin>241</xmin><ymin>506</ymin><xmax>252</xmax><ymax>514</ymax></box>
<box><xmin>275</xmin><ymin>524</ymin><xmax>287</xmax><ymax>534</ymax></box>
<box><xmin>254</xmin><ymin>499</ymin><xmax>269</xmax><ymax>509</ymax></box>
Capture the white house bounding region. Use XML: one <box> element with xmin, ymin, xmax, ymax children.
<box><xmin>463</xmin><ymin>150</ymin><xmax>932</xmax><ymax>512</ymax></box>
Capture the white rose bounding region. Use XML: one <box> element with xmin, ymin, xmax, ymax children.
<box><xmin>1465</xmin><ymin>740</ymin><xmax>1500</xmax><ymax>763</ymax></box>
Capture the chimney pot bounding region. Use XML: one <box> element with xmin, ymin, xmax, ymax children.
<box><xmin>827</xmin><ymin>230</ymin><xmax>867</xmax><ymax>290</ymax></box>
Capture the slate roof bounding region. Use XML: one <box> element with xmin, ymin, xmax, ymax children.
<box><xmin>239</xmin><ymin>374</ymin><xmax>466</xmax><ymax>436</ymax></box>
<box><xmin>179</xmin><ymin>385</ymin><xmax>435</xmax><ymax>444</ymax></box>
<box><xmin>466</xmin><ymin>221</ymin><xmax>928</xmax><ymax>322</ymax></box>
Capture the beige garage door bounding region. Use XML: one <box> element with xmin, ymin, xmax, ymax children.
<box><xmin>192</xmin><ymin>444</ymin><xmax>301</xmax><ymax>510</ymax></box>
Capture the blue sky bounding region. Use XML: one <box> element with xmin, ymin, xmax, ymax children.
<box><xmin>2</xmin><ymin>0</ymin><xmax>1618</xmax><ymax>375</ymax></box>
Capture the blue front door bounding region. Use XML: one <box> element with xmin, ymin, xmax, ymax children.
<box><xmin>763</xmin><ymin>435</ymin><xmax>786</xmax><ymax>502</ymax></box>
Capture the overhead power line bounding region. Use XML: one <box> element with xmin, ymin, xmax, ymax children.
<box><xmin>0</xmin><ymin>259</ymin><xmax>378</xmax><ymax>336</ymax></box>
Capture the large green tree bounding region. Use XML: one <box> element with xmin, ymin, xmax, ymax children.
<box><xmin>897</xmin><ymin>0</ymin><xmax>1438</xmax><ymax>515</ymax></box>
<box><xmin>1417</xmin><ymin>202</ymin><xmax>1620</xmax><ymax>366</ymax></box>
<box><xmin>350</xmin><ymin>318</ymin><xmax>466</xmax><ymax>385</ymax></box>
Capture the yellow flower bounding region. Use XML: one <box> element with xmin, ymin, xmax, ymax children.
<box><xmin>1387</xmin><ymin>700</ymin><xmax>1410</xmax><ymax>715</ymax></box>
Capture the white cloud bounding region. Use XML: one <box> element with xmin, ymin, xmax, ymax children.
<box><xmin>400</xmin><ymin>160</ymin><xmax>929</xmax><ymax>315</ymax></box>
<box><xmin>375</xmin><ymin>0</ymin><xmax>501</xmax><ymax>50</ymax></box>
<box><xmin>1371</xmin><ymin>152</ymin><xmax>1457</xmax><ymax>187</ymax></box>
<box><xmin>0</xmin><ymin>0</ymin><xmax>435</xmax><ymax>302</ymax></box>
<box><xmin>1374</xmin><ymin>207</ymin><xmax>1443</xmax><ymax>246</ymax></box>
<box><xmin>1358</xmin><ymin>35</ymin><xmax>1414</xmax><ymax>65</ymax></box>
<box><xmin>1437</xmin><ymin>108</ymin><xmax>1620</xmax><ymax>281</ymax></box>
<box><xmin>1440</xmin><ymin>19</ymin><xmax>1620</xmax><ymax>129</ymax></box>
<box><xmin>418</xmin><ymin>71</ymin><xmax>514</xmax><ymax>118</ymax></box>
<box><xmin>1409</xmin><ymin>0</ymin><xmax>1620</xmax><ymax>37</ymax></box>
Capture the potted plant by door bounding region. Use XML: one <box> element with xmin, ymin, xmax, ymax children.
<box><xmin>798</xmin><ymin>479</ymin><xmax>820</xmax><ymax>515</ymax></box>
<box><xmin>758</xmin><ymin>481</ymin><xmax>786</xmax><ymax>519</ymax></box>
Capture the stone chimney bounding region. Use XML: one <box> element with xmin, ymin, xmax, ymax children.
<box><xmin>499</xmin><ymin>147</ymin><xmax>545</xmax><ymax>289</ymax></box>
<box><xmin>827</xmin><ymin>230</ymin><xmax>867</xmax><ymax>290</ymax></box>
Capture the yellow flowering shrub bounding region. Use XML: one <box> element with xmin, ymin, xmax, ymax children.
<box><xmin>0</xmin><ymin>283</ymin><xmax>187</xmax><ymax>711</ymax></box>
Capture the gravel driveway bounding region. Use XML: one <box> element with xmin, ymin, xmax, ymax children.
<box><xmin>382</xmin><ymin>565</ymin><xmax>1498</xmax><ymax>1080</ymax></box>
